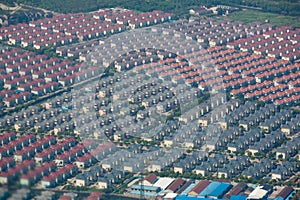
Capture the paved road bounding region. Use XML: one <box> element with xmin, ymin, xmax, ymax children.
<box><xmin>0</xmin><ymin>2</ymin><xmax>60</xmax><ymax>15</ymax></box>
<box><xmin>20</xmin><ymin>3</ymin><xmax>61</xmax><ymax>15</ymax></box>
<box><xmin>0</xmin><ymin>3</ymin><xmax>19</xmax><ymax>11</ymax></box>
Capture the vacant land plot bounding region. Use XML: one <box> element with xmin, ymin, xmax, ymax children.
<box><xmin>227</xmin><ymin>10</ymin><xmax>300</xmax><ymax>27</ymax></box>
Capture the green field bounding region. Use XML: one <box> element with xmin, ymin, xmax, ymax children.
<box><xmin>227</xmin><ymin>9</ymin><xmax>300</xmax><ymax>27</ymax></box>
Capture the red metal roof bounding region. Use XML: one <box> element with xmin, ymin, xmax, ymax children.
<box><xmin>189</xmin><ymin>180</ymin><xmax>210</xmax><ymax>195</ymax></box>
<box><xmin>277</xmin><ymin>186</ymin><xmax>294</xmax><ymax>199</ymax></box>
<box><xmin>166</xmin><ymin>178</ymin><xmax>185</xmax><ymax>192</ymax></box>
<box><xmin>144</xmin><ymin>173</ymin><xmax>157</xmax><ymax>183</ymax></box>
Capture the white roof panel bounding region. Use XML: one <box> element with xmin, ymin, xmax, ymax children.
<box><xmin>247</xmin><ymin>186</ymin><xmax>268</xmax><ymax>199</ymax></box>
<box><xmin>163</xmin><ymin>192</ymin><xmax>178</xmax><ymax>199</ymax></box>
<box><xmin>153</xmin><ymin>177</ymin><xmax>175</xmax><ymax>190</ymax></box>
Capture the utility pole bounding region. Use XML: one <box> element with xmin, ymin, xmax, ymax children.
<box><xmin>139</xmin><ymin>173</ymin><xmax>145</xmax><ymax>200</ymax></box>
<box><xmin>175</xmin><ymin>0</ymin><xmax>181</xmax><ymax>14</ymax></box>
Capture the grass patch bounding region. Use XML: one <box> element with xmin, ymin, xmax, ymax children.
<box><xmin>226</xmin><ymin>9</ymin><xmax>300</xmax><ymax>27</ymax></box>
<box><xmin>0</xmin><ymin>8</ymin><xmax>9</xmax><ymax>15</ymax></box>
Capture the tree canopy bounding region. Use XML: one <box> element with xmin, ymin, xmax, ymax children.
<box><xmin>1</xmin><ymin>0</ymin><xmax>300</xmax><ymax>16</ymax></box>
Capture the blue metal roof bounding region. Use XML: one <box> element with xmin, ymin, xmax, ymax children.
<box><xmin>180</xmin><ymin>183</ymin><xmax>196</xmax><ymax>196</ymax></box>
<box><xmin>230</xmin><ymin>195</ymin><xmax>247</xmax><ymax>200</ymax></box>
<box><xmin>198</xmin><ymin>182</ymin><xmax>222</xmax><ymax>197</ymax></box>
<box><xmin>208</xmin><ymin>182</ymin><xmax>232</xmax><ymax>197</ymax></box>
<box><xmin>130</xmin><ymin>190</ymin><xmax>157</xmax><ymax>197</ymax></box>
<box><xmin>176</xmin><ymin>196</ymin><xmax>216</xmax><ymax>200</ymax></box>
<box><xmin>284</xmin><ymin>191</ymin><xmax>295</xmax><ymax>200</ymax></box>
<box><xmin>130</xmin><ymin>184</ymin><xmax>160</xmax><ymax>192</ymax></box>
<box><xmin>273</xmin><ymin>198</ymin><xmax>284</xmax><ymax>200</ymax></box>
